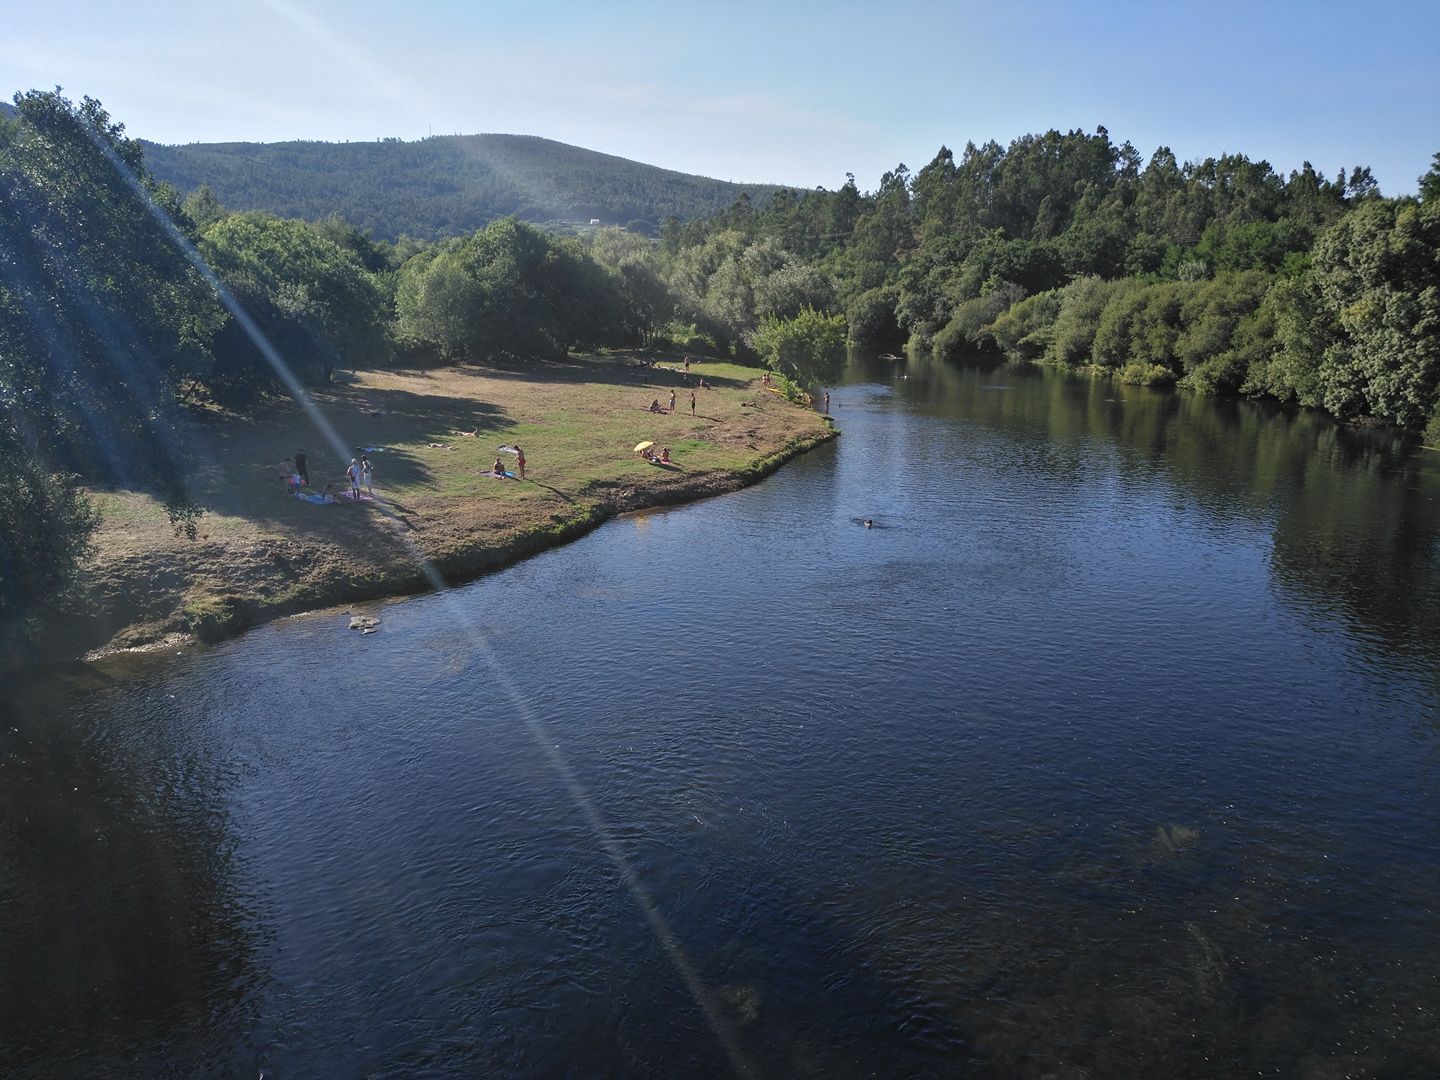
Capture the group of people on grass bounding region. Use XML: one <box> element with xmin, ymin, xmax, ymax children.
<box><xmin>279</xmin><ymin>450</ymin><xmax>373</xmax><ymax>502</ymax></box>
<box><xmin>274</xmin><ymin>355</ymin><xmax>819</xmax><ymax>504</ymax></box>
<box><xmin>487</xmin><ymin>444</ymin><xmax>525</xmax><ymax>479</ymax></box>
<box><xmin>648</xmin><ymin>390</ymin><xmax>697</xmax><ymax>416</ymax></box>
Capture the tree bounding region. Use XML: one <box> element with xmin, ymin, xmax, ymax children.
<box><xmin>0</xmin><ymin>427</ymin><xmax>99</xmax><ymax>649</ymax></box>
<box><xmin>1310</xmin><ymin>198</ymin><xmax>1440</xmax><ymax>426</ymax></box>
<box><xmin>201</xmin><ymin>212</ymin><xmax>390</xmax><ymax>392</ymax></box>
<box><xmin>0</xmin><ymin>90</ymin><xmax>223</xmax><ymax>490</ymax></box>
<box><xmin>1420</xmin><ymin>152</ymin><xmax>1440</xmax><ymax>205</ymax></box>
<box><xmin>751</xmin><ymin>307</ymin><xmax>847</xmax><ymax>385</ymax></box>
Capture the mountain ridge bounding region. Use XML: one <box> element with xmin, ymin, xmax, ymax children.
<box><xmin>140</xmin><ymin>131</ymin><xmax>784</xmax><ymax>240</ymax></box>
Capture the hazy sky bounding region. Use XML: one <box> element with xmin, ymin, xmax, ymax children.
<box><xmin>6</xmin><ymin>0</ymin><xmax>1438</xmax><ymax>194</ymax></box>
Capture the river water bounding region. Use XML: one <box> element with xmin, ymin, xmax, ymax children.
<box><xmin>4</xmin><ymin>354</ymin><xmax>1440</xmax><ymax>1078</ymax></box>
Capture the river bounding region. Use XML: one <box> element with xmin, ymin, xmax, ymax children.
<box><xmin>4</xmin><ymin>353</ymin><xmax>1439</xmax><ymax>1078</ymax></box>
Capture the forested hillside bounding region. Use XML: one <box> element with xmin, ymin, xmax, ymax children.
<box><xmin>143</xmin><ymin>134</ymin><xmax>781</xmax><ymax>240</ymax></box>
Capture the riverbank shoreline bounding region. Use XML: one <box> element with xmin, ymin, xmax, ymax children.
<box><xmin>18</xmin><ymin>353</ymin><xmax>836</xmax><ymax>669</ymax></box>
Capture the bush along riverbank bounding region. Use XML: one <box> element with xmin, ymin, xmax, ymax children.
<box><xmin>21</xmin><ymin>353</ymin><xmax>834</xmax><ymax>665</ymax></box>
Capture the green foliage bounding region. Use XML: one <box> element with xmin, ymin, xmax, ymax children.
<box><xmin>395</xmin><ymin>217</ymin><xmax>630</xmax><ymax>362</ymax></box>
<box><xmin>931</xmin><ymin>282</ymin><xmax>1024</xmax><ymax>358</ymax></box>
<box><xmin>0</xmin><ymin>430</ymin><xmax>99</xmax><ymax>645</ymax></box>
<box><xmin>846</xmin><ymin>285</ymin><xmax>903</xmax><ymax>348</ymax></box>
<box><xmin>1309</xmin><ymin>199</ymin><xmax>1440</xmax><ymax>426</ymax></box>
<box><xmin>752</xmin><ymin>307</ymin><xmax>848</xmax><ymax>386</ymax></box>
<box><xmin>0</xmin><ymin>89</ymin><xmax>223</xmax><ymax>488</ymax></box>
<box><xmin>987</xmin><ymin>289</ymin><xmax>1064</xmax><ymax>359</ymax></box>
<box><xmin>1117</xmin><ymin>361</ymin><xmax>1177</xmax><ymax>387</ymax></box>
<box><xmin>1424</xmin><ymin>406</ymin><xmax>1440</xmax><ymax>447</ymax></box>
<box><xmin>588</xmin><ymin>227</ymin><xmax>672</xmax><ymax>344</ymax></box>
<box><xmin>1048</xmin><ymin>277</ymin><xmax>1119</xmax><ymax>365</ymax></box>
<box><xmin>1421</xmin><ymin>153</ymin><xmax>1440</xmax><ymax>205</ymax></box>
<box><xmin>202</xmin><ymin>212</ymin><xmax>391</xmax><ymax>394</ymax></box>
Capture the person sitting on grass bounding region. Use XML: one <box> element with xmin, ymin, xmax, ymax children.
<box><xmin>493</xmin><ymin>457</ymin><xmax>507</xmax><ymax>476</ymax></box>
<box><xmin>649</xmin><ymin>399</ymin><xmax>663</xmax><ymax>413</ymax></box>
<box><xmin>659</xmin><ymin>447</ymin><xmax>671</xmax><ymax>464</ymax></box>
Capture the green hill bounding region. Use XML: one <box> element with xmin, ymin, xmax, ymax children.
<box><xmin>141</xmin><ymin>133</ymin><xmax>783</xmax><ymax>240</ymax></box>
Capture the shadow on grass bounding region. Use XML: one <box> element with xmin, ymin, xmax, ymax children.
<box><xmin>172</xmin><ymin>384</ymin><xmax>515</xmax><ymax>551</ymax></box>
<box><xmin>471</xmin><ymin>352</ymin><xmax>753</xmax><ymax>391</ymax></box>
<box><xmin>528</xmin><ymin>481</ymin><xmax>576</xmax><ymax>504</ymax></box>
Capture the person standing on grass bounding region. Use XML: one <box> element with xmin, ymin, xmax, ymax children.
<box><xmin>347</xmin><ymin>458</ymin><xmax>362</xmax><ymax>499</ymax></box>
<box><xmin>690</xmin><ymin>391</ymin><xmax>696</xmax><ymax>416</ymax></box>
<box><xmin>294</xmin><ymin>450</ymin><xmax>309</xmax><ymax>486</ymax></box>
<box><xmin>515</xmin><ymin>445</ymin><xmax>526</xmax><ymax>481</ymax></box>
<box><xmin>669</xmin><ymin>389</ymin><xmax>676</xmax><ymax>413</ymax></box>
<box><xmin>361</xmin><ymin>455</ymin><xmax>374</xmax><ymax>495</ymax></box>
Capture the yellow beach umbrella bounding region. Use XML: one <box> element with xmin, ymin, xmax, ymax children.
<box><xmin>633</xmin><ymin>440</ymin><xmax>654</xmax><ymax>453</ymax></box>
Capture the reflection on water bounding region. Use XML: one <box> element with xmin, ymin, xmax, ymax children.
<box><xmin>4</xmin><ymin>353</ymin><xmax>1439</xmax><ymax>1077</ymax></box>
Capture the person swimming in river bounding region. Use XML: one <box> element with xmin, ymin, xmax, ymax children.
<box><xmin>864</xmin><ymin>518</ymin><xmax>874</xmax><ymax>528</ymax></box>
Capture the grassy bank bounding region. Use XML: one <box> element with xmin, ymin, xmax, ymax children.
<box><xmin>43</xmin><ymin>352</ymin><xmax>835</xmax><ymax>659</ymax></box>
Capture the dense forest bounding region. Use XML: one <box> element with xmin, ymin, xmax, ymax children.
<box><xmin>142</xmin><ymin>133</ymin><xmax>783</xmax><ymax>240</ymax></box>
<box><xmin>2</xmin><ymin>90</ymin><xmax>1438</xmax><ymax>650</ymax></box>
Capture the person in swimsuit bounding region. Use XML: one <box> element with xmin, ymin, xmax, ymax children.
<box><xmin>361</xmin><ymin>456</ymin><xmax>373</xmax><ymax>494</ymax></box>
<box><xmin>515</xmin><ymin>445</ymin><xmax>526</xmax><ymax>480</ymax></box>
<box><xmin>493</xmin><ymin>457</ymin><xmax>506</xmax><ymax>476</ymax></box>
<box><xmin>659</xmin><ymin>447</ymin><xmax>671</xmax><ymax>463</ymax></box>
<box><xmin>690</xmin><ymin>391</ymin><xmax>696</xmax><ymax>416</ymax></box>
<box><xmin>669</xmin><ymin>390</ymin><xmax>676</xmax><ymax>413</ymax></box>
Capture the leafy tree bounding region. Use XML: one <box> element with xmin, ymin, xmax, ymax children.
<box><xmin>1421</xmin><ymin>152</ymin><xmax>1440</xmax><ymax>204</ymax></box>
<box><xmin>201</xmin><ymin>212</ymin><xmax>390</xmax><ymax>393</ymax></box>
<box><xmin>1309</xmin><ymin>198</ymin><xmax>1440</xmax><ymax>426</ymax></box>
<box><xmin>0</xmin><ymin>426</ymin><xmax>98</xmax><ymax>649</ymax></box>
<box><xmin>752</xmin><ymin>307</ymin><xmax>847</xmax><ymax>385</ymax></box>
<box><xmin>394</xmin><ymin>245</ymin><xmax>486</xmax><ymax>359</ymax></box>
<box><xmin>1047</xmin><ymin>276</ymin><xmax>1118</xmax><ymax>365</ymax></box>
<box><xmin>0</xmin><ymin>89</ymin><xmax>222</xmax><ymax>489</ymax></box>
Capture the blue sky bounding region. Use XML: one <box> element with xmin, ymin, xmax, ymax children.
<box><xmin>5</xmin><ymin>0</ymin><xmax>1437</xmax><ymax>194</ymax></box>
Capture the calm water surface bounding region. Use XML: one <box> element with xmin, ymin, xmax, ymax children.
<box><xmin>4</xmin><ymin>355</ymin><xmax>1440</xmax><ymax>1077</ymax></box>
